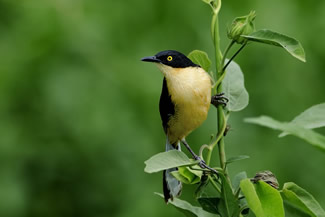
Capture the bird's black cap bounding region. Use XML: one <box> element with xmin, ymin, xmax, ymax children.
<box><xmin>141</xmin><ymin>50</ymin><xmax>199</xmax><ymax>68</ymax></box>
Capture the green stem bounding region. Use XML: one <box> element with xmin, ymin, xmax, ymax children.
<box><xmin>213</xmin><ymin>15</ymin><xmax>222</xmax><ymax>76</ymax></box>
<box><xmin>213</xmin><ymin>40</ymin><xmax>246</xmax><ymax>89</ymax></box>
<box><xmin>208</xmin><ymin>176</ymin><xmax>221</xmax><ymax>193</ymax></box>
<box><xmin>217</xmin><ymin>88</ymin><xmax>227</xmax><ymax>172</ymax></box>
<box><xmin>212</xmin><ymin>40</ymin><xmax>235</xmax><ymax>88</ymax></box>
<box><xmin>212</xmin><ymin>11</ymin><xmax>229</xmax><ymax>179</ymax></box>
<box><xmin>222</xmin><ymin>42</ymin><xmax>247</xmax><ymax>72</ymax></box>
<box><xmin>205</xmin><ymin>5</ymin><xmax>230</xmax><ymax>182</ymax></box>
<box><xmin>221</xmin><ymin>40</ymin><xmax>235</xmax><ymax>69</ymax></box>
<box><xmin>206</xmin><ymin>112</ymin><xmax>227</xmax><ymax>165</ymax></box>
<box><xmin>205</xmin><ymin>147</ymin><xmax>213</xmax><ymax>166</ymax></box>
<box><xmin>199</xmin><ymin>144</ymin><xmax>211</xmax><ymax>160</ymax></box>
<box><xmin>210</xmin><ymin>112</ymin><xmax>227</xmax><ymax>149</ymax></box>
<box><xmin>205</xmin><ymin>12</ymin><xmax>221</xmax><ymax>167</ymax></box>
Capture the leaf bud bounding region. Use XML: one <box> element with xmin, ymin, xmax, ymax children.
<box><xmin>228</xmin><ymin>11</ymin><xmax>256</xmax><ymax>44</ymax></box>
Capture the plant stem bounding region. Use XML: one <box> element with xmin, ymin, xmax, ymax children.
<box><xmin>213</xmin><ymin>15</ymin><xmax>228</xmax><ymax>175</ymax></box>
<box><xmin>222</xmin><ymin>42</ymin><xmax>247</xmax><ymax>72</ymax></box>
<box><xmin>206</xmin><ymin>112</ymin><xmax>227</xmax><ymax>165</ymax></box>
<box><xmin>217</xmin><ymin>89</ymin><xmax>227</xmax><ymax>173</ymax></box>
<box><xmin>208</xmin><ymin>8</ymin><xmax>229</xmax><ymax>180</ymax></box>
<box><xmin>204</xmin><ymin>119</ymin><xmax>226</xmax><ymax>165</ymax></box>
<box><xmin>199</xmin><ymin>144</ymin><xmax>211</xmax><ymax>160</ymax></box>
<box><xmin>221</xmin><ymin>40</ymin><xmax>235</xmax><ymax>69</ymax></box>
<box><xmin>212</xmin><ymin>14</ymin><xmax>222</xmax><ymax>76</ymax></box>
<box><xmin>205</xmin><ymin>13</ymin><xmax>220</xmax><ymax>167</ymax></box>
<box><xmin>213</xmin><ymin>40</ymin><xmax>247</xmax><ymax>89</ymax></box>
<box><xmin>212</xmin><ymin>42</ymin><xmax>247</xmax><ymax>178</ymax></box>
<box><xmin>210</xmin><ymin>112</ymin><xmax>227</xmax><ymax>149</ymax></box>
<box><xmin>208</xmin><ymin>176</ymin><xmax>221</xmax><ymax>193</ymax></box>
<box><xmin>212</xmin><ymin>40</ymin><xmax>235</xmax><ymax>88</ymax></box>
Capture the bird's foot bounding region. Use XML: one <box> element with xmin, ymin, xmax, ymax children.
<box><xmin>211</xmin><ymin>93</ymin><xmax>228</xmax><ymax>108</ymax></box>
<box><xmin>181</xmin><ymin>139</ymin><xmax>218</xmax><ymax>175</ymax></box>
<box><xmin>193</xmin><ymin>155</ymin><xmax>218</xmax><ymax>175</ymax></box>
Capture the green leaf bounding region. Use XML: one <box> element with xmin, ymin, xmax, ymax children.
<box><xmin>144</xmin><ymin>150</ymin><xmax>199</xmax><ymax>173</ymax></box>
<box><xmin>198</xmin><ymin>197</ymin><xmax>221</xmax><ymax>214</ymax></box>
<box><xmin>223</xmin><ymin>60</ymin><xmax>249</xmax><ymax>112</ymax></box>
<box><xmin>242</xmin><ymin>29</ymin><xmax>306</xmax><ymax>62</ymax></box>
<box><xmin>232</xmin><ymin>171</ymin><xmax>247</xmax><ymax>192</ymax></box>
<box><xmin>226</xmin><ymin>155</ymin><xmax>250</xmax><ymax>165</ymax></box>
<box><xmin>255</xmin><ymin>181</ymin><xmax>285</xmax><ymax>217</ymax></box>
<box><xmin>280</xmin><ymin>103</ymin><xmax>325</xmax><ymax>137</ymax></box>
<box><xmin>240</xmin><ymin>179</ymin><xmax>285</xmax><ymax>217</ymax></box>
<box><xmin>171</xmin><ymin>171</ymin><xmax>192</xmax><ymax>184</ymax></box>
<box><xmin>188</xmin><ymin>50</ymin><xmax>212</xmax><ymax>72</ymax></box>
<box><xmin>240</xmin><ymin>179</ymin><xmax>264</xmax><ymax>217</ymax></box>
<box><xmin>284</xmin><ymin>201</ymin><xmax>311</xmax><ymax>217</ymax></box>
<box><xmin>282</xmin><ymin>182</ymin><xmax>325</xmax><ymax>217</ymax></box>
<box><xmin>171</xmin><ymin>165</ymin><xmax>202</xmax><ymax>184</ymax></box>
<box><xmin>245</xmin><ymin>116</ymin><xmax>325</xmax><ymax>152</ymax></box>
<box><xmin>155</xmin><ymin>193</ymin><xmax>218</xmax><ymax>217</ymax></box>
<box><xmin>218</xmin><ymin>173</ymin><xmax>239</xmax><ymax>217</ymax></box>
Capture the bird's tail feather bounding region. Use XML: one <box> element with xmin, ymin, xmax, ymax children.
<box><xmin>163</xmin><ymin>137</ymin><xmax>182</xmax><ymax>203</ymax></box>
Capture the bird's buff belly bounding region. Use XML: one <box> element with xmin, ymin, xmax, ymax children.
<box><xmin>167</xmin><ymin>103</ymin><xmax>210</xmax><ymax>144</ymax></box>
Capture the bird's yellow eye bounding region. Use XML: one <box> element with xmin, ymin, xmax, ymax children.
<box><xmin>167</xmin><ymin>56</ymin><xmax>173</xmax><ymax>61</ymax></box>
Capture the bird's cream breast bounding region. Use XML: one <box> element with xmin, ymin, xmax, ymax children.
<box><xmin>156</xmin><ymin>64</ymin><xmax>212</xmax><ymax>142</ymax></box>
<box><xmin>156</xmin><ymin>64</ymin><xmax>211</xmax><ymax>102</ymax></box>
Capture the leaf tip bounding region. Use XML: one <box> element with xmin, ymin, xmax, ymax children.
<box><xmin>144</xmin><ymin>163</ymin><xmax>152</xmax><ymax>174</ymax></box>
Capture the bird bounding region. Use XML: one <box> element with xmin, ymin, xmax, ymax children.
<box><xmin>141</xmin><ymin>50</ymin><xmax>227</xmax><ymax>203</ymax></box>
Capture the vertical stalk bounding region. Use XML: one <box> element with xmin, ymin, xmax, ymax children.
<box><xmin>206</xmin><ymin>13</ymin><xmax>220</xmax><ymax>166</ymax></box>
<box><xmin>212</xmin><ymin>14</ymin><xmax>222</xmax><ymax>76</ymax></box>
<box><xmin>217</xmin><ymin>87</ymin><xmax>227</xmax><ymax>172</ymax></box>
<box><xmin>212</xmin><ymin>10</ymin><xmax>229</xmax><ymax>179</ymax></box>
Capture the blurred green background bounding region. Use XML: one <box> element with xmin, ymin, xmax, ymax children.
<box><xmin>1</xmin><ymin>0</ymin><xmax>325</xmax><ymax>216</ymax></box>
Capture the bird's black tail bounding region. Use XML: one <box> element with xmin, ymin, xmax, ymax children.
<box><xmin>163</xmin><ymin>137</ymin><xmax>182</xmax><ymax>203</ymax></box>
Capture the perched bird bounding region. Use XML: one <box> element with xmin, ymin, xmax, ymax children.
<box><xmin>141</xmin><ymin>50</ymin><xmax>226</xmax><ymax>202</ymax></box>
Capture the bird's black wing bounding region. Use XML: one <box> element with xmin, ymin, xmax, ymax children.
<box><xmin>159</xmin><ymin>78</ymin><xmax>175</xmax><ymax>134</ymax></box>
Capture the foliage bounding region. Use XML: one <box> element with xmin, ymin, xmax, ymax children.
<box><xmin>245</xmin><ymin>116</ymin><xmax>325</xmax><ymax>152</ymax></box>
<box><xmin>155</xmin><ymin>193</ymin><xmax>217</xmax><ymax>217</ymax></box>
<box><xmin>241</xmin><ymin>179</ymin><xmax>285</xmax><ymax>217</ymax></box>
<box><xmin>222</xmin><ymin>60</ymin><xmax>249</xmax><ymax>112</ymax></box>
<box><xmin>282</xmin><ymin>183</ymin><xmax>325</xmax><ymax>217</ymax></box>
<box><xmin>279</xmin><ymin>103</ymin><xmax>325</xmax><ymax>137</ymax></box>
<box><xmin>242</xmin><ymin>29</ymin><xmax>306</xmax><ymax>62</ymax></box>
<box><xmin>144</xmin><ymin>0</ymin><xmax>325</xmax><ymax>216</ymax></box>
<box><xmin>144</xmin><ymin>150</ymin><xmax>199</xmax><ymax>173</ymax></box>
<box><xmin>188</xmin><ymin>50</ymin><xmax>212</xmax><ymax>72</ymax></box>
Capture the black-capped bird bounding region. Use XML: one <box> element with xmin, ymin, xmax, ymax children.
<box><xmin>141</xmin><ymin>50</ymin><xmax>226</xmax><ymax>202</ymax></box>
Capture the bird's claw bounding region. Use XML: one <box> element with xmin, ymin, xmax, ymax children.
<box><xmin>181</xmin><ymin>140</ymin><xmax>218</xmax><ymax>176</ymax></box>
<box><xmin>194</xmin><ymin>156</ymin><xmax>218</xmax><ymax>175</ymax></box>
<box><xmin>211</xmin><ymin>93</ymin><xmax>228</xmax><ymax>108</ymax></box>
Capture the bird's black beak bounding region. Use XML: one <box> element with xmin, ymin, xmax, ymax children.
<box><xmin>141</xmin><ymin>56</ymin><xmax>160</xmax><ymax>63</ymax></box>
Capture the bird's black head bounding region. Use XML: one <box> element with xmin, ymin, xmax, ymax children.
<box><xmin>141</xmin><ymin>50</ymin><xmax>199</xmax><ymax>68</ymax></box>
